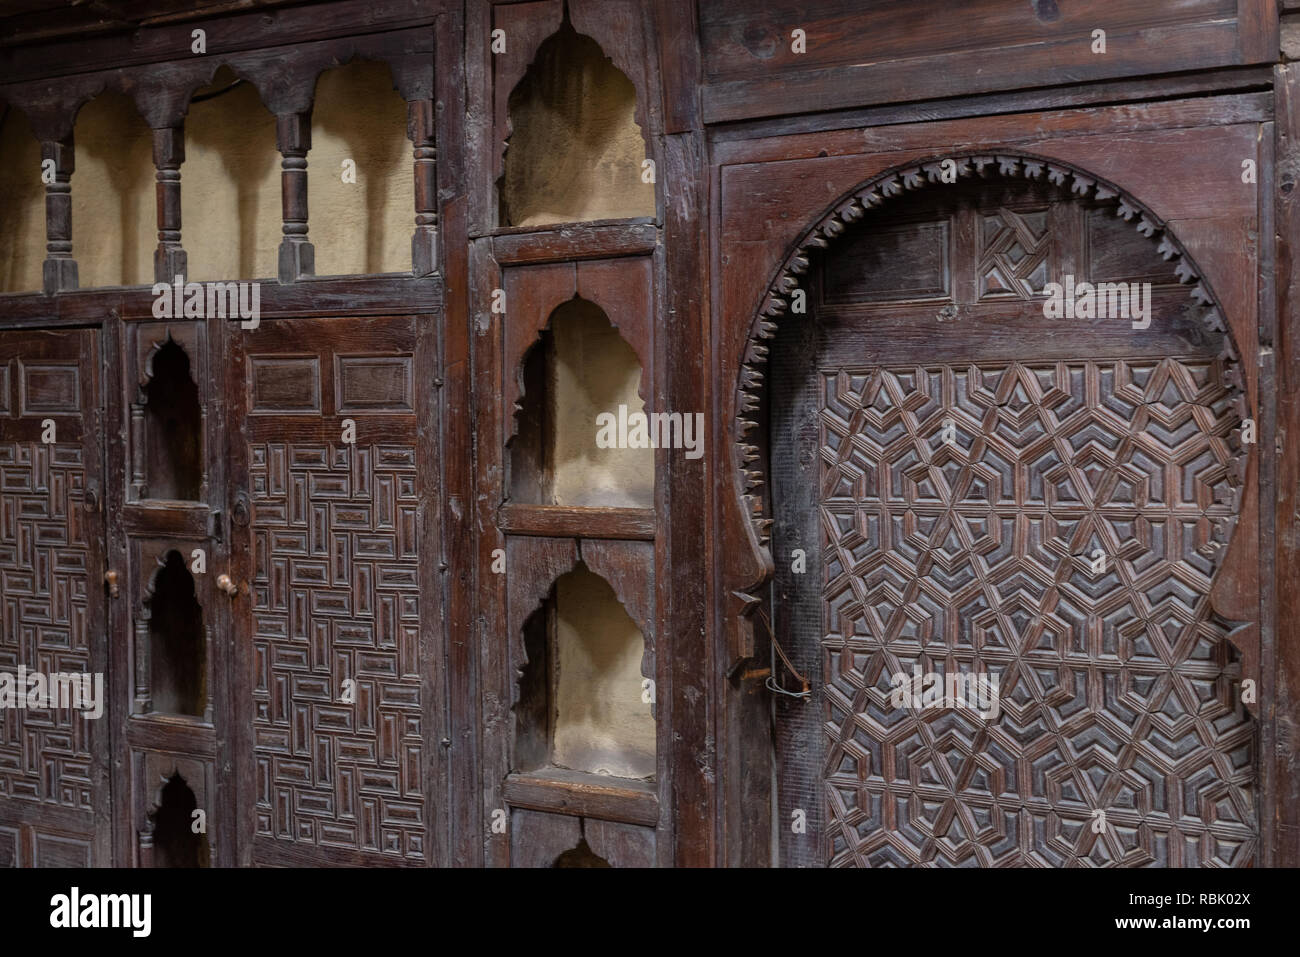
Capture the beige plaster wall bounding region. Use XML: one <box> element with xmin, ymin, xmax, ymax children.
<box><xmin>551</xmin><ymin>565</ymin><xmax>654</xmax><ymax>779</ymax></box>
<box><xmin>181</xmin><ymin>69</ymin><xmax>280</xmax><ymax>281</ymax></box>
<box><xmin>310</xmin><ymin>60</ymin><xmax>413</xmax><ymax>276</ymax></box>
<box><xmin>72</xmin><ymin>91</ymin><xmax>156</xmax><ymax>288</ymax></box>
<box><xmin>0</xmin><ymin>106</ymin><xmax>44</xmax><ymax>293</ymax></box>
<box><xmin>501</xmin><ymin>26</ymin><xmax>654</xmax><ymax>227</ymax></box>
<box><xmin>549</xmin><ymin>298</ymin><xmax>653</xmax><ymax>507</ymax></box>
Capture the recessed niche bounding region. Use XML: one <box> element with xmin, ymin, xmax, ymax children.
<box><xmin>500</xmin><ymin>20</ymin><xmax>654</xmax><ymax>227</ymax></box>
<box><xmin>71</xmin><ymin>90</ymin><xmax>155</xmax><ymax>287</ymax></box>
<box><xmin>148</xmin><ymin>772</ymin><xmax>207</xmax><ymax>867</ymax></box>
<box><xmin>510</xmin><ymin>297</ymin><xmax>653</xmax><ymax>507</ymax></box>
<box><xmin>309</xmin><ymin>60</ymin><xmax>414</xmax><ymax>276</ymax></box>
<box><xmin>0</xmin><ymin>106</ymin><xmax>44</xmax><ymax>293</ymax></box>
<box><xmin>146</xmin><ymin>551</ymin><xmax>206</xmax><ymax>717</ymax></box>
<box><xmin>182</xmin><ymin>66</ymin><xmax>280</xmax><ymax>281</ymax></box>
<box><xmin>516</xmin><ymin>562</ymin><xmax>655</xmax><ymax>780</ymax></box>
<box><xmin>139</xmin><ymin>338</ymin><xmax>203</xmax><ymax>501</ymax></box>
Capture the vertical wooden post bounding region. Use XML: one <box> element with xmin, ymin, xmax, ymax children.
<box><xmin>1271</xmin><ymin>63</ymin><xmax>1300</xmax><ymax>867</ymax></box>
<box><xmin>153</xmin><ymin>124</ymin><xmax>186</xmax><ymax>283</ymax></box>
<box><xmin>41</xmin><ymin>134</ymin><xmax>77</xmax><ymax>294</ymax></box>
<box><xmin>276</xmin><ymin>110</ymin><xmax>313</xmax><ymax>282</ymax></box>
<box><xmin>134</xmin><ymin>618</ymin><xmax>151</xmax><ymax>713</ymax></box>
<box><xmin>408</xmin><ymin>98</ymin><xmax>438</xmax><ymax>277</ymax></box>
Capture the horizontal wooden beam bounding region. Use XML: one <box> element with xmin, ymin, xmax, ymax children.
<box><xmin>489</xmin><ymin>220</ymin><xmax>657</xmax><ymax>264</ymax></box>
<box><xmin>503</xmin><ymin>769</ymin><xmax>659</xmax><ymax>827</ymax></box>
<box><xmin>498</xmin><ymin>504</ymin><xmax>657</xmax><ymax>540</ymax></box>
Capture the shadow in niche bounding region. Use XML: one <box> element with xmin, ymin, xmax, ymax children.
<box><xmin>147</xmin><ymin>551</ymin><xmax>206</xmax><ymax>717</ymax></box>
<box><xmin>553</xmin><ymin>838</ymin><xmax>610</xmax><ymax>868</ymax></box>
<box><xmin>143</xmin><ymin>338</ymin><xmax>202</xmax><ymax>501</ymax></box>
<box><xmin>149</xmin><ymin>772</ymin><xmax>208</xmax><ymax>868</ymax></box>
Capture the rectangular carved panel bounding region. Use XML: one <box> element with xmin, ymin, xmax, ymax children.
<box><xmin>234</xmin><ymin>316</ymin><xmax>436</xmax><ymax>865</ymax></box>
<box><xmin>0</xmin><ymin>329</ymin><xmax>103</xmax><ymax>865</ymax></box>
<box><xmin>336</xmin><ymin>356</ymin><xmax>414</xmax><ymax>413</ymax></box>
<box><xmin>250</xmin><ymin>357</ymin><xmax>322</xmax><ymax>414</ymax></box>
<box><xmin>20</xmin><ymin>362</ymin><xmax>80</xmax><ymax>414</ymax></box>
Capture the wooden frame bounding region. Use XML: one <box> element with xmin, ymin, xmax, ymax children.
<box><xmin>0</xmin><ymin>0</ymin><xmax>1295</xmax><ymax>868</ymax></box>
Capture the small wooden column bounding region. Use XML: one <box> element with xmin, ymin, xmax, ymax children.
<box><xmin>152</xmin><ymin>124</ymin><xmax>186</xmax><ymax>283</ymax></box>
<box><xmin>41</xmin><ymin>134</ymin><xmax>77</xmax><ymax>294</ymax></box>
<box><xmin>408</xmin><ymin>98</ymin><xmax>437</xmax><ymax>276</ymax></box>
<box><xmin>276</xmin><ymin>109</ymin><xmax>314</xmax><ymax>282</ymax></box>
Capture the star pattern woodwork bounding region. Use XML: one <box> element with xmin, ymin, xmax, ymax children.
<box><xmin>817</xmin><ymin>357</ymin><xmax>1255</xmax><ymax>866</ymax></box>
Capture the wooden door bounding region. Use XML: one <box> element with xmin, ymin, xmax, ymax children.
<box><xmin>771</xmin><ymin>178</ymin><xmax>1257</xmax><ymax>866</ymax></box>
<box><xmin>226</xmin><ymin>315</ymin><xmax>446</xmax><ymax>866</ymax></box>
<box><xmin>0</xmin><ymin>328</ymin><xmax>109</xmax><ymax>866</ymax></box>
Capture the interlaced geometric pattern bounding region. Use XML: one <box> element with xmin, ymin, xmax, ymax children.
<box><xmin>978</xmin><ymin>207</ymin><xmax>1049</xmax><ymax>300</ymax></box>
<box><xmin>818</xmin><ymin>358</ymin><xmax>1255</xmax><ymax>866</ymax></box>
<box><xmin>0</xmin><ymin>441</ymin><xmax>94</xmax><ymax>810</ymax></box>
<box><xmin>250</xmin><ymin>441</ymin><xmax>425</xmax><ymax>860</ymax></box>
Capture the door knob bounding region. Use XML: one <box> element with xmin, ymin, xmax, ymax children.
<box><xmin>217</xmin><ymin>574</ymin><xmax>239</xmax><ymax>596</ymax></box>
<box><xmin>104</xmin><ymin>570</ymin><xmax>119</xmax><ymax>598</ymax></box>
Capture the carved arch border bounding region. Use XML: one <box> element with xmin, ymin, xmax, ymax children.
<box><xmin>730</xmin><ymin>149</ymin><xmax>1252</xmax><ymax>669</ymax></box>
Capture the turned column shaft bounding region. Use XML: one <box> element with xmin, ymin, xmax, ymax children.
<box><xmin>408</xmin><ymin>98</ymin><xmax>437</xmax><ymax>277</ymax></box>
<box><xmin>152</xmin><ymin>125</ymin><xmax>187</xmax><ymax>283</ymax></box>
<box><xmin>41</xmin><ymin>135</ymin><xmax>77</xmax><ymax>294</ymax></box>
<box><xmin>276</xmin><ymin>110</ymin><xmax>314</xmax><ymax>282</ymax></box>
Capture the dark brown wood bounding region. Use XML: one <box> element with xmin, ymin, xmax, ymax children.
<box><xmin>699</xmin><ymin>0</ymin><xmax>1276</xmax><ymax>123</ymax></box>
<box><xmin>152</xmin><ymin>125</ymin><xmax>186</xmax><ymax>283</ymax></box>
<box><xmin>0</xmin><ymin>0</ymin><xmax>1294</xmax><ymax>873</ymax></box>
<box><xmin>275</xmin><ymin>110</ymin><xmax>314</xmax><ymax>282</ymax></box>
<box><xmin>1270</xmin><ymin>63</ymin><xmax>1300</xmax><ymax>867</ymax></box>
<box><xmin>0</xmin><ymin>328</ymin><xmax>107</xmax><ymax>866</ymax></box>
<box><xmin>503</xmin><ymin>768</ymin><xmax>659</xmax><ymax>826</ymax></box>
<box><xmin>40</xmin><ymin>134</ymin><xmax>76</xmax><ymax>294</ymax></box>
<box><xmin>490</xmin><ymin>221</ymin><xmax>657</xmax><ymax>264</ymax></box>
<box><xmin>408</xmin><ymin>98</ymin><xmax>438</xmax><ymax>277</ymax></box>
<box><xmin>498</xmin><ymin>504</ymin><xmax>656</xmax><ymax>540</ymax></box>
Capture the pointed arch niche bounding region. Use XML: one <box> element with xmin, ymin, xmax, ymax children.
<box><xmin>143</xmin><ymin>771</ymin><xmax>209</xmax><ymax>868</ymax></box>
<box><xmin>510</xmin><ymin>295</ymin><xmax>653</xmax><ymax>508</ymax></box>
<box><xmin>499</xmin><ymin>18</ymin><xmax>654</xmax><ymax>227</ymax></box>
<box><xmin>515</xmin><ymin>559</ymin><xmax>655</xmax><ymax>781</ymax></box>
<box><xmin>140</xmin><ymin>550</ymin><xmax>207</xmax><ymax>719</ymax></box>
<box><xmin>132</xmin><ymin>334</ymin><xmax>203</xmax><ymax>503</ymax></box>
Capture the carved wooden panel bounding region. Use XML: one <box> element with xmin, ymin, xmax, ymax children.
<box><xmin>0</xmin><ymin>329</ymin><xmax>106</xmax><ymax>864</ymax></box>
<box><xmin>769</xmin><ymin>174</ymin><xmax>1255</xmax><ymax>868</ymax></box>
<box><xmin>809</xmin><ymin>358</ymin><xmax>1253</xmax><ymax>866</ymax></box>
<box><xmin>229</xmin><ymin>315</ymin><xmax>441</xmax><ymax>865</ymax></box>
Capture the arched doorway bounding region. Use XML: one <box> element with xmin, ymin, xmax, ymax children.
<box><xmin>758</xmin><ymin>157</ymin><xmax>1256</xmax><ymax>867</ymax></box>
